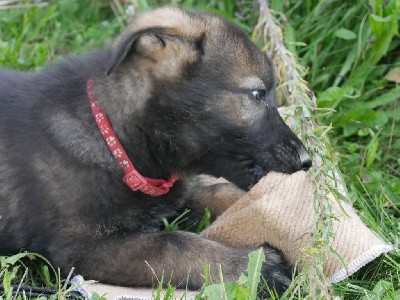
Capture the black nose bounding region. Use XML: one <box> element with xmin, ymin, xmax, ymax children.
<box><xmin>298</xmin><ymin>147</ymin><xmax>312</xmax><ymax>171</ymax></box>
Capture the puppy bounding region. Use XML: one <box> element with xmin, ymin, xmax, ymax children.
<box><xmin>0</xmin><ymin>8</ymin><xmax>311</xmax><ymax>295</ymax></box>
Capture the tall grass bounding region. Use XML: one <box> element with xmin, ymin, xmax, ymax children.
<box><xmin>265</xmin><ymin>1</ymin><xmax>400</xmax><ymax>299</ymax></box>
<box><xmin>0</xmin><ymin>0</ymin><xmax>399</xmax><ymax>299</ymax></box>
<box><xmin>274</xmin><ymin>1</ymin><xmax>400</xmax><ymax>298</ymax></box>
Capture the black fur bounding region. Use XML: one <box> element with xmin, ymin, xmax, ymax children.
<box><xmin>0</xmin><ymin>9</ymin><xmax>310</xmax><ymax>296</ymax></box>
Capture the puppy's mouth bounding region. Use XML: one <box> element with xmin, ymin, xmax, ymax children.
<box><xmin>200</xmin><ymin>143</ymin><xmax>309</xmax><ymax>191</ymax></box>
<box><xmin>243</xmin><ymin>163</ymin><xmax>268</xmax><ymax>190</ymax></box>
<box><xmin>232</xmin><ymin>151</ymin><xmax>303</xmax><ymax>191</ymax></box>
<box><xmin>250</xmin><ymin>165</ymin><xmax>268</xmax><ymax>178</ymax></box>
<box><xmin>230</xmin><ymin>157</ymin><xmax>270</xmax><ymax>191</ymax></box>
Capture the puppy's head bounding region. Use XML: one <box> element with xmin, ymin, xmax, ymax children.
<box><xmin>106</xmin><ymin>8</ymin><xmax>311</xmax><ymax>190</ymax></box>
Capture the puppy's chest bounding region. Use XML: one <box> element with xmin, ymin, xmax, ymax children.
<box><xmin>100</xmin><ymin>190</ymin><xmax>187</xmax><ymax>234</ymax></box>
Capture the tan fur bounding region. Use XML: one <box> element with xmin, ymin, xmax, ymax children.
<box><xmin>110</xmin><ymin>8</ymin><xmax>207</xmax><ymax>62</ymax></box>
<box><xmin>130</xmin><ymin>8</ymin><xmax>206</xmax><ymax>37</ymax></box>
<box><xmin>133</xmin><ymin>34</ymin><xmax>200</xmax><ymax>79</ymax></box>
<box><xmin>187</xmin><ymin>179</ymin><xmax>246</xmax><ymax>216</ymax></box>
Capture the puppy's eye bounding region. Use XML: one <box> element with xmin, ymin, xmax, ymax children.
<box><xmin>251</xmin><ymin>89</ymin><xmax>267</xmax><ymax>103</ymax></box>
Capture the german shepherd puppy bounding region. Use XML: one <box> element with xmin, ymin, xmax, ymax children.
<box><xmin>0</xmin><ymin>8</ymin><xmax>311</xmax><ymax>295</ymax></box>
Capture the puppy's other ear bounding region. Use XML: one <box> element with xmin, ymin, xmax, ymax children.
<box><xmin>107</xmin><ymin>27</ymin><xmax>167</xmax><ymax>75</ymax></box>
<box><xmin>107</xmin><ymin>27</ymin><xmax>204</xmax><ymax>75</ymax></box>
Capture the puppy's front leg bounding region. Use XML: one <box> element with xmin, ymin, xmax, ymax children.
<box><xmin>186</xmin><ymin>176</ymin><xmax>245</xmax><ymax>217</ymax></box>
<box><xmin>71</xmin><ymin>231</ymin><xmax>289</xmax><ymax>294</ymax></box>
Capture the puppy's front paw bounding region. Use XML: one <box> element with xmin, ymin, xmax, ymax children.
<box><xmin>259</xmin><ymin>244</ymin><xmax>291</xmax><ymax>298</ymax></box>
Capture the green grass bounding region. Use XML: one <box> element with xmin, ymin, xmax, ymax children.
<box><xmin>0</xmin><ymin>0</ymin><xmax>399</xmax><ymax>299</ymax></box>
<box><xmin>273</xmin><ymin>1</ymin><xmax>400</xmax><ymax>298</ymax></box>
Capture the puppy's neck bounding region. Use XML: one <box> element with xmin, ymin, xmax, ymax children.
<box><xmin>89</xmin><ymin>74</ymin><xmax>180</xmax><ymax>180</ymax></box>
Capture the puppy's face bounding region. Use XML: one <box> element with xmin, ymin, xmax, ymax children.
<box><xmin>107</xmin><ymin>8</ymin><xmax>311</xmax><ymax>190</ymax></box>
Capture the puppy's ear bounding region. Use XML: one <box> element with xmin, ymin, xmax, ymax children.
<box><xmin>107</xmin><ymin>27</ymin><xmax>204</xmax><ymax>75</ymax></box>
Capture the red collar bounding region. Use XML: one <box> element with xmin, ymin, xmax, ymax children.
<box><xmin>87</xmin><ymin>78</ymin><xmax>178</xmax><ymax>196</ymax></box>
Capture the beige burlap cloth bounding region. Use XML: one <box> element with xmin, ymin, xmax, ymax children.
<box><xmin>76</xmin><ymin>171</ymin><xmax>393</xmax><ymax>299</ymax></box>
<box><xmin>201</xmin><ymin>171</ymin><xmax>393</xmax><ymax>282</ymax></box>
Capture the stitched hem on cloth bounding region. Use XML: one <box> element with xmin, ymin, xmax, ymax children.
<box><xmin>329</xmin><ymin>244</ymin><xmax>394</xmax><ymax>283</ymax></box>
